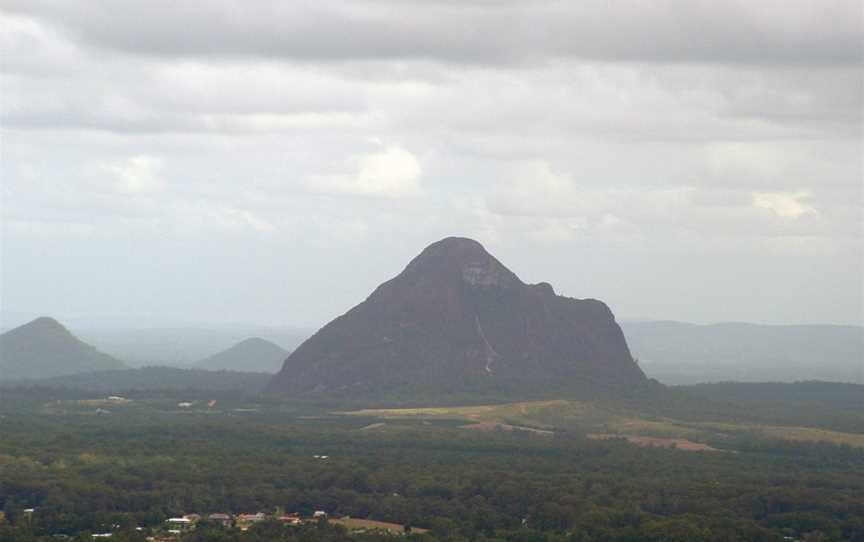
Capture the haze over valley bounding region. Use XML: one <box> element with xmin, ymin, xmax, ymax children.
<box><xmin>2</xmin><ymin>238</ymin><xmax>861</xmax><ymax>389</ymax></box>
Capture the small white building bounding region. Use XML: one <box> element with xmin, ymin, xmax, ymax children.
<box><xmin>166</xmin><ymin>517</ymin><xmax>194</xmax><ymax>532</ymax></box>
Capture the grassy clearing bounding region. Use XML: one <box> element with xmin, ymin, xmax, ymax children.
<box><xmin>331</xmin><ymin>517</ymin><xmax>428</xmax><ymax>534</ymax></box>
<box><xmin>693</xmin><ymin>421</ymin><xmax>864</xmax><ymax>448</ymax></box>
<box><xmin>341</xmin><ymin>399</ymin><xmax>864</xmax><ymax>449</ymax></box>
<box><xmin>755</xmin><ymin>425</ymin><xmax>864</xmax><ymax>447</ymax></box>
<box><xmin>587</xmin><ymin>433</ymin><xmax>721</xmax><ymax>452</ymax></box>
<box><xmin>343</xmin><ymin>399</ymin><xmax>605</xmax><ymax>428</ymax></box>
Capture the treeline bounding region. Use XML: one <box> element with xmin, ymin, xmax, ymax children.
<box><xmin>0</xmin><ymin>367</ymin><xmax>272</xmax><ymax>394</ymax></box>
<box><xmin>679</xmin><ymin>381</ymin><xmax>864</xmax><ymax>433</ymax></box>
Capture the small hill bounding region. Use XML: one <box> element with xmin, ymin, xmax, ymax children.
<box><xmin>0</xmin><ymin>317</ymin><xmax>126</xmax><ymax>380</ymax></box>
<box><xmin>267</xmin><ymin>237</ymin><xmax>646</xmax><ymax>401</ymax></box>
<box><xmin>195</xmin><ymin>337</ymin><xmax>289</xmax><ymax>373</ymax></box>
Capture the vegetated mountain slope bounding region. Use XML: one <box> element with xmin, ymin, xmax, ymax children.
<box><xmin>0</xmin><ymin>317</ymin><xmax>126</xmax><ymax>380</ymax></box>
<box><xmin>623</xmin><ymin>321</ymin><xmax>864</xmax><ymax>384</ymax></box>
<box><xmin>195</xmin><ymin>337</ymin><xmax>289</xmax><ymax>373</ymax></box>
<box><xmin>268</xmin><ymin>237</ymin><xmax>646</xmax><ymax>400</ymax></box>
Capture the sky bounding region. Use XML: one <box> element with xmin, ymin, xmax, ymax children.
<box><xmin>1</xmin><ymin>0</ymin><xmax>862</xmax><ymax>329</ymax></box>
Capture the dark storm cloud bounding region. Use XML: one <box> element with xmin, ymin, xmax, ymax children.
<box><xmin>4</xmin><ymin>0</ymin><xmax>862</xmax><ymax>65</ymax></box>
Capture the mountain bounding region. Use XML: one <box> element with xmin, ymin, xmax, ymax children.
<box><xmin>267</xmin><ymin>237</ymin><xmax>646</xmax><ymax>400</ymax></box>
<box><xmin>0</xmin><ymin>317</ymin><xmax>126</xmax><ymax>380</ymax></box>
<box><xmin>622</xmin><ymin>321</ymin><xmax>864</xmax><ymax>385</ymax></box>
<box><xmin>195</xmin><ymin>337</ymin><xmax>289</xmax><ymax>373</ymax></box>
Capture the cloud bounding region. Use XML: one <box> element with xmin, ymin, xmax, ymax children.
<box><xmin>307</xmin><ymin>146</ymin><xmax>422</xmax><ymax>197</ymax></box>
<box><xmin>3</xmin><ymin>1</ymin><xmax>861</xmax><ymax>65</ymax></box>
<box><xmin>484</xmin><ymin>160</ymin><xmax>842</xmax><ymax>243</ymax></box>
<box><xmin>355</xmin><ymin>146</ymin><xmax>422</xmax><ymax>194</ymax></box>
<box><xmin>100</xmin><ymin>155</ymin><xmax>164</xmax><ymax>194</ymax></box>
<box><xmin>752</xmin><ymin>191</ymin><xmax>818</xmax><ymax>219</ymax></box>
<box><xmin>1</xmin><ymin>1</ymin><xmax>861</xmax><ymax>326</ymax></box>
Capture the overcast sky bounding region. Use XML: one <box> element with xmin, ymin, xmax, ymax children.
<box><xmin>1</xmin><ymin>0</ymin><xmax>862</xmax><ymax>329</ymax></box>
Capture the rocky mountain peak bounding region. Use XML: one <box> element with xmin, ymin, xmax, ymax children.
<box><xmin>268</xmin><ymin>237</ymin><xmax>645</xmax><ymax>400</ymax></box>
<box><xmin>401</xmin><ymin>237</ymin><xmax>520</xmax><ymax>291</ymax></box>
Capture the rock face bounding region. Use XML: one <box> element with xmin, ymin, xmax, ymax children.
<box><xmin>196</xmin><ymin>337</ymin><xmax>289</xmax><ymax>373</ymax></box>
<box><xmin>267</xmin><ymin>237</ymin><xmax>646</xmax><ymax>398</ymax></box>
<box><xmin>0</xmin><ymin>317</ymin><xmax>126</xmax><ymax>380</ymax></box>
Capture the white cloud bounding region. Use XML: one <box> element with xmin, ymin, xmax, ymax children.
<box><xmin>100</xmin><ymin>155</ymin><xmax>164</xmax><ymax>194</ymax></box>
<box><xmin>355</xmin><ymin>146</ymin><xmax>422</xmax><ymax>195</ymax></box>
<box><xmin>307</xmin><ymin>146</ymin><xmax>422</xmax><ymax>197</ymax></box>
<box><xmin>752</xmin><ymin>190</ymin><xmax>818</xmax><ymax>219</ymax></box>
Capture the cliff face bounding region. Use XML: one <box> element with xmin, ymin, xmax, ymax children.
<box><xmin>267</xmin><ymin>237</ymin><xmax>645</xmax><ymax>398</ymax></box>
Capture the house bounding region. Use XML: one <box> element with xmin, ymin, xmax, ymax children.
<box><xmin>277</xmin><ymin>513</ymin><xmax>302</xmax><ymax>526</ymax></box>
<box><xmin>165</xmin><ymin>518</ymin><xmax>194</xmax><ymax>532</ymax></box>
<box><xmin>235</xmin><ymin>513</ymin><xmax>266</xmax><ymax>531</ymax></box>
<box><xmin>313</xmin><ymin>511</ymin><xmax>327</xmax><ymax>519</ymax></box>
<box><xmin>207</xmin><ymin>513</ymin><xmax>232</xmax><ymax>527</ymax></box>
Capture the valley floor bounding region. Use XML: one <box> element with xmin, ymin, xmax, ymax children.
<box><xmin>1</xmin><ymin>386</ymin><xmax>863</xmax><ymax>542</ymax></box>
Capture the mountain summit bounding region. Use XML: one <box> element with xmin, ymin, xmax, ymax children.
<box><xmin>0</xmin><ymin>317</ymin><xmax>126</xmax><ymax>380</ymax></box>
<box><xmin>267</xmin><ymin>237</ymin><xmax>646</xmax><ymax>399</ymax></box>
<box><xmin>195</xmin><ymin>337</ymin><xmax>289</xmax><ymax>373</ymax></box>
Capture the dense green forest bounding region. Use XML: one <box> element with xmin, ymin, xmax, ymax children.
<box><xmin>1</xmin><ymin>387</ymin><xmax>863</xmax><ymax>541</ymax></box>
<box><xmin>676</xmin><ymin>381</ymin><xmax>864</xmax><ymax>433</ymax></box>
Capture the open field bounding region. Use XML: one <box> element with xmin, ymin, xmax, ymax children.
<box><xmin>343</xmin><ymin>399</ymin><xmax>864</xmax><ymax>449</ymax></box>
<box><xmin>587</xmin><ymin>433</ymin><xmax>721</xmax><ymax>452</ymax></box>
<box><xmin>461</xmin><ymin>421</ymin><xmax>554</xmax><ymax>435</ymax></box>
<box><xmin>331</xmin><ymin>517</ymin><xmax>428</xmax><ymax>534</ymax></box>
<box><xmin>755</xmin><ymin>425</ymin><xmax>864</xmax><ymax>448</ymax></box>
<box><xmin>344</xmin><ymin>399</ymin><xmax>603</xmax><ymax>428</ymax></box>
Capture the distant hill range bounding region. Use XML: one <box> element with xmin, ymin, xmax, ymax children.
<box><xmin>195</xmin><ymin>337</ymin><xmax>288</xmax><ymax>373</ymax></box>
<box><xmin>0</xmin><ymin>317</ymin><xmax>126</xmax><ymax>380</ymax></box>
<box><xmin>74</xmin><ymin>326</ymin><xmax>307</xmax><ymax>368</ymax></box>
<box><xmin>267</xmin><ymin>237</ymin><xmax>646</xmax><ymax>400</ymax></box>
<box><xmin>1</xmin><ymin>312</ymin><xmax>308</xmax><ymax>368</ymax></box>
<box><xmin>623</xmin><ymin>321</ymin><xmax>863</xmax><ymax>385</ymax></box>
